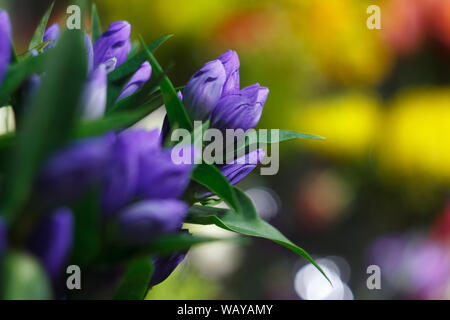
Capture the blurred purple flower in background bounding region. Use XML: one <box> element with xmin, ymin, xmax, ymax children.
<box><xmin>0</xmin><ymin>10</ymin><xmax>11</xmax><ymax>86</ymax></box>
<box><xmin>27</xmin><ymin>208</ymin><xmax>74</xmax><ymax>281</ymax></box>
<box><xmin>38</xmin><ymin>133</ymin><xmax>116</xmax><ymax>206</ymax></box>
<box><xmin>115</xmin><ymin>200</ymin><xmax>188</xmax><ymax>245</ymax></box>
<box><xmin>117</xmin><ymin>61</ymin><xmax>152</xmax><ymax>101</ymax></box>
<box><xmin>370</xmin><ymin>233</ymin><xmax>450</xmax><ymax>299</ymax></box>
<box><xmin>43</xmin><ymin>23</ymin><xmax>59</xmax><ymax>51</ymax></box>
<box><xmin>36</xmin><ymin>128</ymin><xmax>193</xmax><ymax>287</ymax></box>
<box><xmin>93</xmin><ymin>21</ymin><xmax>131</xmax><ymax>70</ymax></box>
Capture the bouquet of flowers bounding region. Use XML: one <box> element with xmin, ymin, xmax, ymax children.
<box><xmin>0</xmin><ymin>3</ymin><xmax>325</xmax><ymax>299</ymax></box>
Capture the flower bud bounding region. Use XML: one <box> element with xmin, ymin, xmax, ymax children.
<box><xmin>43</xmin><ymin>24</ymin><xmax>60</xmax><ymax>50</ymax></box>
<box><xmin>117</xmin><ymin>61</ymin><xmax>152</xmax><ymax>101</ymax></box>
<box><xmin>211</xmin><ymin>84</ymin><xmax>269</xmax><ymax>131</ymax></box>
<box><xmin>94</xmin><ymin>21</ymin><xmax>131</xmax><ymax>70</ymax></box>
<box><xmin>183</xmin><ymin>59</ymin><xmax>226</xmax><ymax>121</ymax></box>
<box><xmin>218</xmin><ymin>50</ymin><xmax>240</xmax><ymax>95</ymax></box>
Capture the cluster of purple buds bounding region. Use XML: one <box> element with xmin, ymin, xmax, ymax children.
<box><xmin>81</xmin><ymin>21</ymin><xmax>152</xmax><ymax>120</ymax></box>
<box><xmin>5</xmin><ymin>18</ymin><xmax>152</xmax><ymax>121</ymax></box>
<box><xmin>37</xmin><ymin>129</ymin><xmax>192</xmax><ymax>286</ymax></box>
<box><xmin>164</xmin><ymin>50</ymin><xmax>268</xmax><ymax>188</ymax></box>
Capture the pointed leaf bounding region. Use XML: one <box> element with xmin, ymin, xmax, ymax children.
<box><xmin>139</xmin><ymin>36</ymin><xmax>193</xmax><ymax>131</ymax></box>
<box><xmin>91</xmin><ymin>3</ymin><xmax>102</xmax><ymax>44</ymax></box>
<box><xmin>187</xmin><ymin>187</ymin><xmax>331</xmax><ymax>284</ymax></box>
<box><xmin>114</xmin><ymin>258</ymin><xmax>154</xmax><ymax>300</ymax></box>
<box><xmin>28</xmin><ymin>2</ymin><xmax>55</xmax><ymax>51</ymax></box>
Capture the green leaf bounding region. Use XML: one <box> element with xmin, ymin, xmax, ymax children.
<box><xmin>91</xmin><ymin>3</ymin><xmax>102</xmax><ymax>44</ymax></box>
<box><xmin>102</xmin><ymin>232</ymin><xmax>222</xmax><ymax>265</ymax></box>
<box><xmin>139</xmin><ymin>36</ymin><xmax>193</xmax><ymax>131</ymax></box>
<box><xmin>0</xmin><ymin>30</ymin><xmax>87</xmax><ymax>223</ymax></box>
<box><xmin>105</xmin><ymin>35</ymin><xmax>173</xmax><ymax>109</ymax></box>
<box><xmin>28</xmin><ymin>2</ymin><xmax>55</xmax><ymax>51</ymax></box>
<box><xmin>0</xmin><ymin>51</ymin><xmax>49</xmax><ymax>106</ymax></box>
<box><xmin>192</xmin><ymin>163</ymin><xmax>240</xmax><ymax>212</ymax></box>
<box><xmin>187</xmin><ymin>187</ymin><xmax>331</xmax><ymax>284</ymax></box>
<box><xmin>1</xmin><ymin>251</ymin><xmax>52</xmax><ymax>300</ymax></box>
<box><xmin>225</xmin><ymin>129</ymin><xmax>324</xmax><ymax>162</ymax></box>
<box><xmin>114</xmin><ymin>258</ymin><xmax>154</xmax><ymax>300</ymax></box>
<box><xmin>70</xmin><ymin>190</ymin><xmax>102</xmax><ymax>267</ymax></box>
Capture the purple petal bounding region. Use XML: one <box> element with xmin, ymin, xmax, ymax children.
<box><xmin>101</xmin><ymin>130</ymin><xmax>161</xmax><ymax>215</ymax></box>
<box><xmin>115</xmin><ymin>200</ymin><xmax>188</xmax><ymax>245</ymax></box>
<box><xmin>211</xmin><ymin>84</ymin><xmax>269</xmax><ymax>131</ymax></box>
<box><xmin>220</xmin><ymin>149</ymin><xmax>265</xmax><ymax>185</ymax></box>
<box><xmin>218</xmin><ymin>50</ymin><xmax>240</xmax><ymax>95</ymax></box>
<box><xmin>82</xmin><ymin>64</ymin><xmax>107</xmax><ymax>120</ymax></box>
<box><xmin>117</xmin><ymin>61</ymin><xmax>152</xmax><ymax>101</ymax></box>
<box><xmin>0</xmin><ymin>10</ymin><xmax>12</xmax><ymax>86</ymax></box>
<box><xmin>150</xmin><ymin>252</ymin><xmax>186</xmax><ymax>287</ymax></box>
<box><xmin>28</xmin><ymin>208</ymin><xmax>74</xmax><ymax>281</ymax></box>
<box><xmin>137</xmin><ymin>149</ymin><xmax>193</xmax><ymax>200</ymax></box>
<box><xmin>38</xmin><ymin>133</ymin><xmax>116</xmax><ymax>206</ymax></box>
<box><xmin>43</xmin><ymin>23</ymin><xmax>60</xmax><ymax>50</ymax></box>
<box><xmin>93</xmin><ymin>21</ymin><xmax>131</xmax><ymax>70</ymax></box>
<box><xmin>183</xmin><ymin>59</ymin><xmax>226</xmax><ymax>121</ymax></box>
<box><xmin>84</xmin><ymin>32</ymin><xmax>94</xmax><ymax>73</ymax></box>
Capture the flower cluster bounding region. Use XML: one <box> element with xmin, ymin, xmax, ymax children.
<box><xmin>0</xmin><ymin>5</ymin><xmax>320</xmax><ymax>300</ymax></box>
<box><xmin>163</xmin><ymin>50</ymin><xmax>269</xmax><ymax>189</ymax></box>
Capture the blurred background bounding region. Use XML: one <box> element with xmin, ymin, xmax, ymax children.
<box><xmin>3</xmin><ymin>0</ymin><xmax>450</xmax><ymax>299</ymax></box>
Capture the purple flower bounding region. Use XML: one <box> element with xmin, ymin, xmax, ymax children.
<box><xmin>117</xmin><ymin>61</ymin><xmax>152</xmax><ymax>101</ymax></box>
<box><xmin>0</xmin><ymin>10</ymin><xmax>12</xmax><ymax>86</ymax></box>
<box><xmin>114</xmin><ymin>200</ymin><xmax>188</xmax><ymax>245</ymax></box>
<box><xmin>183</xmin><ymin>59</ymin><xmax>226</xmax><ymax>121</ymax></box>
<box><xmin>94</xmin><ymin>21</ymin><xmax>131</xmax><ymax>70</ymax></box>
<box><xmin>81</xmin><ymin>64</ymin><xmax>107</xmax><ymax>120</ymax></box>
<box><xmin>38</xmin><ymin>133</ymin><xmax>116</xmax><ymax>206</ymax></box>
<box><xmin>219</xmin><ymin>149</ymin><xmax>265</xmax><ymax>185</ymax></box>
<box><xmin>211</xmin><ymin>83</ymin><xmax>269</xmax><ymax>131</ymax></box>
<box><xmin>28</xmin><ymin>208</ymin><xmax>74</xmax><ymax>280</ymax></box>
<box><xmin>43</xmin><ymin>23</ymin><xmax>60</xmax><ymax>50</ymax></box>
<box><xmin>137</xmin><ymin>149</ymin><xmax>193</xmax><ymax>200</ymax></box>
<box><xmin>182</xmin><ymin>50</ymin><xmax>269</xmax><ymax>129</ymax></box>
<box><xmin>101</xmin><ymin>129</ymin><xmax>162</xmax><ymax>215</ymax></box>
<box><xmin>218</xmin><ymin>50</ymin><xmax>240</xmax><ymax>96</ymax></box>
<box><xmin>149</xmin><ymin>252</ymin><xmax>186</xmax><ymax>287</ymax></box>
